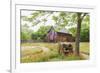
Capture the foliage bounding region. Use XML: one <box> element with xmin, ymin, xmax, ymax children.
<box><xmin>31</xmin><ymin>26</ymin><xmax>51</xmax><ymax>41</ymax></box>
<box><xmin>80</xmin><ymin>28</ymin><xmax>89</xmax><ymax>42</ymax></box>
<box><xmin>21</xmin><ymin>11</ymin><xmax>90</xmax><ymax>42</ymax></box>
<box><xmin>21</xmin><ymin>24</ymin><xmax>33</xmax><ymax>41</ymax></box>
<box><xmin>69</xmin><ymin>15</ymin><xmax>90</xmax><ymax>42</ymax></box>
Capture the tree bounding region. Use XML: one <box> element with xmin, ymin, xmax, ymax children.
<box><xmin>75</xmin><ymin>13</ymin><xmax>87</xmax><ymax>56</ymax></box>
<box><xmin>21</xmin><ymin>24</ymin><xmax>33</xmax><ymax>41</ymax></box>
<box><xmin>80</xmin><ymin>27</ymin><xmax>89</xmax><ymax>42</ymax></box>
<box><xmin>69</xmin><ymin>14</ymin><xmax>89</xmax><ymax>42</ymax></box>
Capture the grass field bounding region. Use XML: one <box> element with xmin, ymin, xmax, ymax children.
<box><xmin>21</xmin><ymin>42</ymin><xmax>89</xmax><ymax>63</ymax></box>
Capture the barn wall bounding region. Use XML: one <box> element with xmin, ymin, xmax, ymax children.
<box><xmin>45</xmin><ymin>30</ymin><xmax>75</xmax><ymax>42</ymax></box>
<box><xmin>56</xmin><ymin>33</ymin><xmax>75</xmax><ymax>42</ymax></box>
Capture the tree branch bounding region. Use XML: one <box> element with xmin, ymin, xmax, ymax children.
<box><xmin>81</xmin><ymin>13</ymin><xmax>87</xmax><ymax>20</ymax></box>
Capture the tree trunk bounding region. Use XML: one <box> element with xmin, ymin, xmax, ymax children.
<box><xmin>75</xmin><ymin>13</ymin><xmax>82</xmax><ymax>56</ymax></box>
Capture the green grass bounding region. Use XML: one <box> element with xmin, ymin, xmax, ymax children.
<box><xmin>80</xmin><ymin>42</ymin><xmax>89</xmax><ymax>54</ymax></box>
<box><xmin>71</xmin><ymin>42</ymin><xmax>89</xmax><ymax>54</ymax></box>
<box><xmin>21</xmin><ymin>42</ymin><xmax>89</xmax><ymax>63</ymax></box>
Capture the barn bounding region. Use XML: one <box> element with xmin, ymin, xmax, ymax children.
<box><xmin>45</xmin><ymin>26</ymin><xmax>75</xmax><ymax>42</ymax></box>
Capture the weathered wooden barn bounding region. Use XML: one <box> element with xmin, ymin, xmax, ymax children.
<box><xmin>45</xmin><ymin>26</ymin><xmax>75</xmax><ymax>42</ymax></box>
